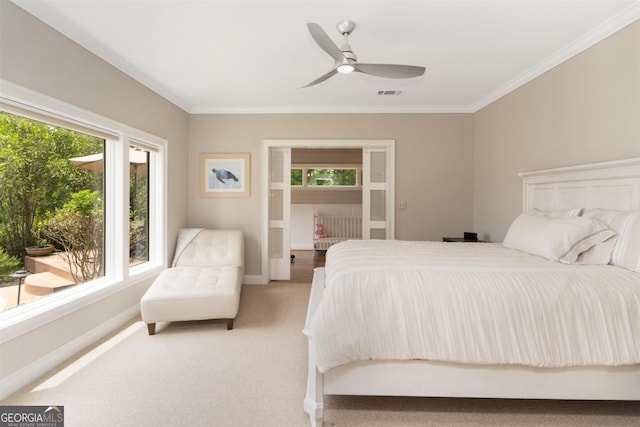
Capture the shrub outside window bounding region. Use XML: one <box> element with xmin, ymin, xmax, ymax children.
<box><xmin>291</xmin><ymin>168</ymin><xmax>303</xmax><ymax>186</ymax></box>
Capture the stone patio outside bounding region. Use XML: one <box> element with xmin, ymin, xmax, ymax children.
<box><xmin>0</xmin><ymin>252</ymin><xmax>78</xmax><ymax>310</ymax></box>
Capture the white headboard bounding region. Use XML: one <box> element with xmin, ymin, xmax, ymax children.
<box><xmin>520</xmin><ymin>158</ymin><xmax>640</xmax><ymax>213</ymax></box>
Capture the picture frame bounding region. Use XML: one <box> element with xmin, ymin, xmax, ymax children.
<box><xmin>200</xmin><ymin>153</ymin><xmax>250</xmax><ymax>197</ymax></box>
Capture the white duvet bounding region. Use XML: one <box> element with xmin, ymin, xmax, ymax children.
<box><xmin>309</xmin><ymin>240</ymin><xmax>640</xmax><ymax>372</ymax></box>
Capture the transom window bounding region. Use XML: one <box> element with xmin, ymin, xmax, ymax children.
<box><xmin>292</xmin><ymin>167</ymin><xmax>361</xmax><ymax>187</ymax></box>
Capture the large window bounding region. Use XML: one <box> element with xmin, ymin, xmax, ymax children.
<box><xmin>0</xmin><ymin>91</ymin><xmax>165</xmax><ymax>313</ymax></box>
<box><xmin>0</xmin><ymin>111</ymin><xmax>105</xmax><ymax>290</ymax></box>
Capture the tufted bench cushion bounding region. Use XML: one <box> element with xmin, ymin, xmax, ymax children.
<box><xmin>141</xmin><ymin>266</ymin><xmax>241</xmax><ymax>322</ymax></box>
<box><xmin>140</xmin><ymin>229</ymin><xmax>244</xmax><ymax>335</ymax></box>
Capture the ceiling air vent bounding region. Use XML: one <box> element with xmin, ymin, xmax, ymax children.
<box><xmin>377</xmin><ymin>90</ymin><xmax>402</xmax><ymax>96</ymax></box>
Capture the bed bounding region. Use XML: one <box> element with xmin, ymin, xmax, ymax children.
<box><xmin>302</xmin><ymin>157</ymin><xmax>640</xmax><ymax>426</ymax></box>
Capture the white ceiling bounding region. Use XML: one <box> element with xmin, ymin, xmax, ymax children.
<box><xmin>13</xmin><ymin>0</ymin><xmax>640</xmax><ymax>114</ymax></box>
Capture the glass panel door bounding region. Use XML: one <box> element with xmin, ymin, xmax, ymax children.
<box><xmin>363</xmin><ymin>148</ymin><xmax>392</xmax><ymax>239</ymax></box>
<box><xmin>268</xmin><ymin>148</ymin><xmax>291</xmax><ymax>280</ymax></box>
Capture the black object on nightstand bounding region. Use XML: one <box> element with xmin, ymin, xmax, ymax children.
<box><xmin>443</xmin><ymin>232</ymin><xmax>486</xmax><ymax>243</ymax></box>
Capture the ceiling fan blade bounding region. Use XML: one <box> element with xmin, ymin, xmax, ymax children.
<box><xmin>302</xmin><ymin>68</ymin><xmax>339</xmax><ymax>88</ymax></box>
<box><xmin>307</xmin><ymin>23</ymin><xmax>345</xmax><ymax>63</ymax></box>
<box><xmin>354</xmin><ymin>63</ymin><xmax>426</xmax><ymax>79</ymax></box>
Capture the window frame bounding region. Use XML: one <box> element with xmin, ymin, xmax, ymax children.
<box><xmin>0</xmin><ymin>80</ymin><xmax>167</xmax><ymax>341</ymax></box>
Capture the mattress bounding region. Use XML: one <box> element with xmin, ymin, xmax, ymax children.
<box><xmin>309</xmin><ymin>240</ymin><xmax>640</xmax><ymax>372</ymax></box>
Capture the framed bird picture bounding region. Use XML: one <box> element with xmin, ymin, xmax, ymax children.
<box><xmin>200</xmin><ymin>153</ymin><xmax>250</xmax><ymax>197</ymax></box>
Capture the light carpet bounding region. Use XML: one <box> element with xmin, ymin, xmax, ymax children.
<box><xmin>2</xmin><ymin>282</ymin><xmax>639</xmax><ymax>426</ymax></box>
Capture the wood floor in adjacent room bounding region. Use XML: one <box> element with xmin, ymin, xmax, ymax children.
<box><xmin>285</xmin><ymin>250</ymin><xmax>325</xmax><ymax>283</ymax></box>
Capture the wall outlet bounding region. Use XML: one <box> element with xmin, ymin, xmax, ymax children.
<box><xmin>398</xmin><ymin>201</ymin><xmax>407</xmax><ymax>210</ymax></box>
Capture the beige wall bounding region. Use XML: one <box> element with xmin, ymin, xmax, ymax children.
<box><xmin>0</xmin><ymin>2</ymin><xmax>190</xmax><ymax>245</ymax></box>
<box><xmin>292</xmin><ymin>148</ymin><xmax>362</xmax><ymax>164</ymax></box>
<box><xmin>0</xmin><ymin>2</ymin><xmax>189</xmax><ymax>384</ymax></box>
<box><xmin>473</xmin><ymin>21</ymin><xmax>640</xmax><ymax>242</ymax></box>
<box><xmin>189</xmin><ymin>114</ymin><xmax>474</xmax><ymax>275</ymax></box>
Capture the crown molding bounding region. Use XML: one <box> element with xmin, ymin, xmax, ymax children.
<box><xmin>187</xmin><ymin>105</ymin><xmax>475</xmax><ymax>114</ymax></box>
<box><xmin>11</xmin><ymin>0</ymin><xmax>192</xmax><ymax>113</ymax></box>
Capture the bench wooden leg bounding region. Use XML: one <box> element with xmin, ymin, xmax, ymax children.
<box><xmin>147</xmin><ymin>323</ymin><xmax>156</xmax><ymax>335</ymax></box>
<box><xmin>226</xmin><ymin>319</ymin><xmax>234</xmax><ymax>330</ymax></box>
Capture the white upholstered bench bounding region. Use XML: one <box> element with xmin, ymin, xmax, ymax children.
<box><xmin>140</xmin><ymin>229</ymin><xmax>244</xmax><ymax>335</ymax></box>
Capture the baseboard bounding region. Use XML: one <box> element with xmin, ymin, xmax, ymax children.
<box><xmin>242</xmin><ymin>274</ymin><xmax>266</xmax><ymax>285</ymax></box>
<box><xmin>0</xmin><ymin>303</ymin><xmax>140</xmax><ymax>400</ymax></box>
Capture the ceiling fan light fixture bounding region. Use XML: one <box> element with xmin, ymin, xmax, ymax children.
<box><xmin>337</xmin><ymin>64</ymin><xmax>355</xmax><ymax>74</ymax></box>
<box><xmin>304</xmin><ymin>20</ymin><xmax>425</xmax><ymax>87</ymax></box>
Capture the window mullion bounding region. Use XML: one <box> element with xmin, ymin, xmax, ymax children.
<box><xmin>104</xmin><ymin>137</ymin><xmax>129</xmax><ymax>281</ymax></box>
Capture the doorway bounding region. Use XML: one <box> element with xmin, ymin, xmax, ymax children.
<box><xmin>261</xmin><ymin>139</ymin><xmax>395</xmax><ymax>283</ymax></box>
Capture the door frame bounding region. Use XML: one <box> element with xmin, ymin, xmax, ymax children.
<box><xmin>261</xmin><ymin>139</ymin><xmax>395</xmax><ymax>284</ymax></box>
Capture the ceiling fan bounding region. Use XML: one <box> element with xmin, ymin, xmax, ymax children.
<box><xmin>303</xmin><ymin>20</ymin><xmax>426</xmax><ymax>88</ymax></box>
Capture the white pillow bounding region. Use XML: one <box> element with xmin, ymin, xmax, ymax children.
<box><xmin>529</xmin><ymin>208</ymin><xmax>583</xmax><ymax>218</ymax></box>
<box><xmin>503</xmin><ymin>214</ymin><xmax>617</xmax><ymax>264</ymax></box>
<box><xmin>583</xmin><ymin>209</ymin><xmax>640</xmax><ymax>272</ymax></box>
<box><xmin>576</xmin><ymin>235</ymin><xmax>618</xmax><ymax>265</ymax></box>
